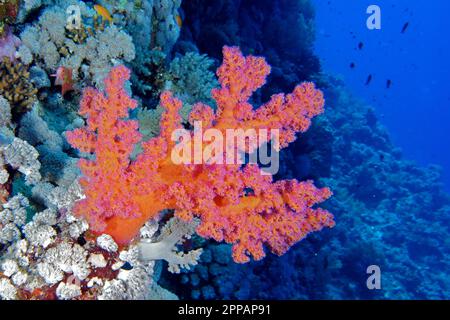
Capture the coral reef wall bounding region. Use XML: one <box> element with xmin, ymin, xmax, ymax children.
<box><xmin>0</xmin><ymin>0</ymin><xmax>448</xmax><ymax>300</ymax></box>
<box><xmin>161</xmin><ymin>0</ymin><xmax>450</xmax><ymax>300</ymax></box>
<box><xmin>176</xmin><ymin>0</ymin><xmax>320</xmax><ymax>100</ymax></box>
<box><xmin>0</xmin><ymin>0</ymin><xmax>192</xmax><ymax>300</ymax></box>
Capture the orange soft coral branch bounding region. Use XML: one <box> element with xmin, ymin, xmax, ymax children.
<box><xmin>210</xmin><ymin>46</ymin><xmax>325</xmax><ymax>148</ymax></box>
<box><xmin>67</xmin><ymin>47</ymin><xmax>334</xmax><ymax>263</ymax></box>
<box><xmin>66</xmin><ymin>66</ymin><xmax>143</xmax><ymax>232</ymax></box>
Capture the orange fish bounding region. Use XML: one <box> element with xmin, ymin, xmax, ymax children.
<box><xmin>94</xmin><ymin>4</ymin><xmax>113</xmax><ymax>23</ymax></box>
<box><xmin>52</xmin><ymin>66</ymin><xmax>74</xmax><ymax>97</ymax></box>
<box><xmin>175</xmin><ymin>14</ymin><xmax>182</xmax><ymax>27</ymax></box>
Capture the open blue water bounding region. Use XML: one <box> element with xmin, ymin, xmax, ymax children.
<box><xmin>314</xmin><ymin>0</ymin><xmax>450</xmax><ymax>191</ymax></box>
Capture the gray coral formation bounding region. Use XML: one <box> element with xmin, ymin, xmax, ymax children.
<box><xmin>20</xmin><ymin>1</ymin><xmax>135</xmax><ymax>87</ymax></box>
<box><xmin>0</xmin><ymin>195</ymin><xmax>29</xmax><ymax>245</ymax></box>
<box><xmin>0</xmin><ymin>137</ymin><xmax>41</xmax><ymax>186</ymax></box>
<box><xmin>135</xmin><ymin>51</ymin><xmax>218</xmax><ymax>140</ymax></box>
<box><xmin>168</xmin><ymin>52</ymin><xmax>218</xmax><ymax>105</ymax></box>
<box><xmin>0</xmin><ymin>0</ymin><xmax>205</xmax><ymax>301</ymax></box>
<box><xmin>152</xmin><ymin>0</ymin><xmax>182</xmax><ymax>54</ymax></box>
<box><xmin>119</xmin><ymin>0</ymin><xmax>182</xmax><ymax>95</ymax></box>
<box><xmin>117</xmin><ymin>0</ymin><xmax>181</xmax><ymax>55</ymax></box>
<box><xmin>18</xmin><ymin>105</ymin><xmax>79</xmax><ymax>190</ymax></box>
<box><xmin>0</xmin><ymin>96</ymin><xmax>12</xmax><ymax>130</ymax></box>
<box><xmin>0</xmin><ymin>181</ymin><xmax>201</xmax><ymax>299</ymax></box>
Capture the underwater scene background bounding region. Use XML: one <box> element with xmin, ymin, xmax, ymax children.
<box><xmin>0</xmin><ymin>0</ymin><xmax>448</xmax><ymax>300</ymax></box>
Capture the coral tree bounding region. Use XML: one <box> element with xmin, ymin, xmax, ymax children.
<box><xmin>66</xmin><ymin>46</ymin><xmax>334</xmax><ymax>263</ymax></box>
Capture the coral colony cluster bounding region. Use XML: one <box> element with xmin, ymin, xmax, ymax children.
<box><xmin>0</xmin><ymin>0</ymin><xmax>335</xmax><ymax>300</ymax></box>
<box><xmin>0</xmin><ymin>0</ymin><xmax>449</xmax><ymax>300</ymax></box>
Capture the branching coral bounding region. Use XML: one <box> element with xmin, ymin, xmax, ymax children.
<box><xmin>67</xmin><ymin>47</ymin><xmax>334</xmax><ymax>263</ymax></box>
<box><xmin>0</xmin><ymin>57</ymin><xmax>37</xmax><ymax>114</ymax></box>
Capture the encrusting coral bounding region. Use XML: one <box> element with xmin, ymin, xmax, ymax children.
<box><xmin>0</xmin><ymin>57</ymin><xmax>37</xmax><ymax>114</ymax></box>
<box><xmin>66</xmin><ymin>46</ymin><xmax>334</xmax><ymax>263</ymax></box>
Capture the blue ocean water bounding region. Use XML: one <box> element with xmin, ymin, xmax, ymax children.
<box><xmin>314</xmin><ymin>0</ymin><xmax>450</xmax><ymax>191</ymax></box>
<box><xmin>168</xmin><ymin>0</ymin><xmax>450</xmax><ymax>300</ymax></box>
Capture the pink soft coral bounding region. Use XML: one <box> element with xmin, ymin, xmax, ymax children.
<box><xmin>67</xmin><ymin>46</ymin><xmax>334</xmax><ymax>263</ymax></box>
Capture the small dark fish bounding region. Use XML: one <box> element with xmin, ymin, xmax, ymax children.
<box><xmin>379</xmin><ymin>154</ymin><xmax>385</xmax><ymax>161</ymax></box>
<box><xmin>121</xmin><ymin>262</ymin><xmax>133</xmax><ymax>270</ymax></box>
<box><xmin>401</xmin><ymin>22</ymin><xmax>409</xmax><ymax>33</ymax></box>
<box><xmin>386</xmin><ymin>79</ymin><xmax>392</xmax><ymax>88</ymax></box>
<box><xmin>350</xmin><ymin>62</ymin><xmax>355</xmax><ymax>69</ymax></box>
<box><xmin>358</xmin><ymin>42</ymin><xmax>364</xmax><ymax>50</ymax></box>
<box><xmin>365</xmin><ymin>74</ymin><xmax>372</xmax><ymax>85</ymax></box>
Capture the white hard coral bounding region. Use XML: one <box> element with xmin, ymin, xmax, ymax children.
<box><xmin>22</xmin><ymin>209</ymin><xmax>58</xmax><ymax>248</ymax></box>
<box><xmin>20</xmin><ymin>5</ymin><xmax>135</xmax><ymax>88</ymax></box>
<box><xmin>0</xmin><ymin>195</ymin><xmax>29</xmax><ymax>244</ymax></box>
<box><xmin>0</xmin><ymin>192</ymin><xmax>196</xmax><ymax>300</ymax></box>
<box><xmin>1</xmin><ymin>138</ymin><xmax>41</xmax><ymax>185</ymax></box>
<box><xmin>0</xmin><ymin>278</ymin><xmax>17</xmax><ymax>300</ymax></box>
<box><xmin>138</xmin><ymin>217</ymin><xmax>203</xmax><ymax>274</ymax></box>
